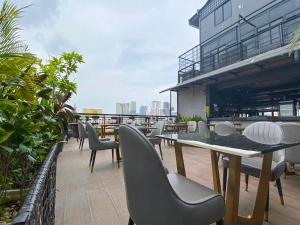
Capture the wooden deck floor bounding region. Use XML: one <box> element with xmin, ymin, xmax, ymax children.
<box><xmin>55</xmin><ymin>138</ymin><xmax>300</xmax><ymax>225</ymax></box>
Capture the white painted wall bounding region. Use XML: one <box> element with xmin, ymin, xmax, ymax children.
<box><xmin>177</xmin><ymin>85</ymin><xmax>207</xmax><ymax>120</ymax></box>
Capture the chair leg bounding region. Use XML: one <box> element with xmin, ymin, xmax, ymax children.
<box><xmin>91</xmin><ymin>151</ymin><xmax>97</xmax><ymax>173</ymax></box>
<box><xmin>276</xmin><ymin>178</ymin><xmax>284</xmax><ymax>205</ymax></box>
<box><xmin>158</xmin><ymin>144</ymin><xmax>163</xmax><ymax>160</ymax></box>
<box><xmin>223</xmin><ymin>167</ymin><xmax>228</xmax><ymax>196</ymax></box>
<box><xmin>89</xmin><ymin>151</ymin><xmax>94</xmax><ymax>167</ymax></box>
<box><xmin>79</xmin><ymin>138</ymin><xmax>82</xmax><ymax>149</ymax></box>
<box><xmin>116</xmin><ymin>148</ymin><xmax>120</xmax><ymax>168</ymax></box>
<box><xmin>112</xmin><ymin>149</ymin><xmax>114</xmax><ymax>160</ymax></box>
<box><xmin>81</xmin><ymin>138</ymin><xmax>84</xmax><ymax>151</ymax></box>
<box><xmin>128</xmin><ymin>217</ymin><xmax>134</xmax><ymax>225</ymax></box>
<box><xmin>245</xmin><ymin>174</ymin><xmax>249</xmax><ymax>191</ymax></box>
<box><xmin>265</xmin><ymin>187</ymin><xmax>270</xmax><ymax>222</ymax></box>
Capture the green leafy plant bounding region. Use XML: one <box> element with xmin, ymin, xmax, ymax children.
<box><xmin>0</xmin><ymin>1</ymin><xmax>84</xmax><ymax>221</ymax></box>
<box><xmin>176</xmin><ymin>115</ymin><xmax>202</xmax><ymax>123</ymax></box>
<box><xmin>289</xmin><ymin>24</ymin><xmax>300</xmax><ymax>55</ymax></box>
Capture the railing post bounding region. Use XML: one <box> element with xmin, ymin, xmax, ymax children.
<box><xmin>240</xmin><ymin>42</ymin><xmax>244</xmax><ymax>60</ymax></box>
<box><xmin>192</xmin><ymin>64</ymin><xmax>195</xmax><ymax>78</ymax></box>
<box><xmin>280</xmin><ymin>23</ymin><xmax>284</xmax><ymax>46</ymax></box>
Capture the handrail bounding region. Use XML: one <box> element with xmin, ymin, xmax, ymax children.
<box><xmin>11</xmin><ymin>140</ymin><xmax>65</xmax><ymax>225</ymax></box>
<box><xmin>178</xmin><ymin>12</ymin><xmax>300</xmax><ymax>83</ymax></box>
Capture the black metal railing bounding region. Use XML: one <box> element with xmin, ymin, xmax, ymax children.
<box><xmin>75</xmin><ymin>113</ymin><xmax>177</xmax><ymax>126</ymax></box>
<box><xmin>178</xmin><ymin>13</ymin><xmax>300</xmax><ymax>83</ymax></box>
<box><xmin>11</xmin><ymin>141</ymin><xmax>65</xmax><ymax>225</ymax></box>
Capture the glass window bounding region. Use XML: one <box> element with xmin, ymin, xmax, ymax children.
<box><xmin>215</xmin><ymin>6</ymin><xmax>223</xmax><ymax>25</ymax></box>
<box><xmin>223</xmin><ymin>1</ymin><xmax>232</xmax><ymax>20</ymax></box>
<box><xmin>214</xmin><ymin>1</ymin><xmax>232</xmax><ymax>26</ymax></box>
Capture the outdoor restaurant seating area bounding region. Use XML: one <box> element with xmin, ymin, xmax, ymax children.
<box><xmin>56</xmin><ymin>118</ymin><xmax>300</xmax><ymax>225</ymax></box>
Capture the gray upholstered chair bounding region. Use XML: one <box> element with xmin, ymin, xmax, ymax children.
<box><xmin>187</xmin><ymin>121</ymin><xmax>197</xmax><ymax>133</ymax></box>
<box><xmin>215</xmin><ymin>122</ymin><xmax>236</xmax><ymax>136</ymax></box>
<box><xmin>78</xmin><ymin>121</ymin><xmax>88</xmax><ymax>151</ymax></box>
<box><xmin>222</xmin><ymin>122</ymin><xmax>285</xmax><ymax>221</ymax></box>
<box><xmin>119</xmin><ymin>125</ymin><xmax>225</xmax><ymax>225</ymax></box>
<box><xmin>277</xmin><ymin>122</ymin><xmax>300</xmax><ymax>175</ymax></box>
<box><xmin>148</xmin><ymin>121</ymin><xmax>165</xmax><ymax>160</ymax></box>
<box><xmin>198</xmin><ymin>121</ymin><xmax>208</xmax><ymax>134</ymax></box>
<box><xmin>78</xmin><ymin>121</ymin><xmax>110</xmax><ymax>151</ymax></box>
<box><xmin>86</xmin><ymin>122</ymin><xmax>120</xmax><ymax>172</ymax></box>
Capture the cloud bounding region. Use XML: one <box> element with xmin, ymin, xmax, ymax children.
<box><xmin>15</xmin><ymin>0</ymin><xmax>206</xmax><ymax>113</ymax></box>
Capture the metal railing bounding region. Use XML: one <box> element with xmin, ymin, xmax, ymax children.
<box><xmin>75</xmin><ymin>113</ymin><xmax>177</xmax><ymax>126</ymax></box>
<box><xmin>11</xmin><ymin>141</ymin><xmax>65</xmax><ymax>225</ymax></box>
<box><xmin>178</xmin><ymin>13</ymin><xmax>300</xmax><ymax>83</ymax></box>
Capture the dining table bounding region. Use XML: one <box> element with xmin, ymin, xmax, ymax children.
<box><xmin>113</xmin><ymin>126</ymin><xmax>157</xmax><ymax>141</ymax></box>
<box><xmin>99</xmin><ymin>124</ymin><xmax>121</xmax><ymax>138</ymax></box>
<box><xmin>156</xmin><ymin>131</ymin><xmax>300</xmax><ymax>225</ymax></box>
<box><xmin>164</xmin><ymin>123</ymin><xmax>191</xmax><ymax>133</ymax></box>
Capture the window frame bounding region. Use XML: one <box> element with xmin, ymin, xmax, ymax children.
<box><xmin>214</xmin><ymin>0</ymin><xmax>232</xmax><ymax>26</ymax></box>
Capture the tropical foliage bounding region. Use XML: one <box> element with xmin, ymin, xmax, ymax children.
<box><xmin>176</xmin><ymin>115</ymin><xmax>202</xmax><ymax>123</ymax></box>
<box><xmin>0</xmin><ymin>0</ymin><xmax>83</xmax><ymax>221</ymax></box>
<box><xmin>289</xmin><ymin>24</ymin><xmax>300</xmax><ymax>55</ymax></box>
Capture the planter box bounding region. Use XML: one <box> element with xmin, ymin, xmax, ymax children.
<box><xmin>10</xmin><ymin>140</ymin><xmax>65</xmax><ymax>225</ymax></box>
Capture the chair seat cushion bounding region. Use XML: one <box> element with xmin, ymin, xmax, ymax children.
<box><xmin>95</xmin><ymin>140</ymin><xmax>119</xmax><ymax>150</ymax></box>
<box><xmin>168</xmin><ymin>173</ymin><xmax>223</xmax><ymax>205</ymax></box>
<box><xmin>223</xmin><ymin>157</ymin><xmax>285</xmax><ymax>181</ymax></box>
<box><xmin>167</xmin><ymin>173</ymin><xmax>225</xmax><ymax>224</ymax></box>
<box><xmin>148</xmin><ymin>137</ymin><xmax>161</xmax><ymax>145</ymax></box>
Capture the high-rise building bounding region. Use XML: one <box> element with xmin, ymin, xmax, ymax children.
<box><xmin>139</xmin><ymin>105</ymin><xmax>148</xmax><ymax>115</ymax></box>
<box><xmin>130</xmin><ymin>101</ymin><xmax>136</xmax><ymax>115</ymax></box>
<box><xmin>116</xmin><ymin>103</ymin><xmax>122</xmax><ymax>114</ymax></box>
<box><xmin>116</xmin><ymin>103</ymin><xmax>130</xmax><ymax>114</ymax></box>
<box><xmin>162</xmin><ymin>101</ymin><xmax>170</xmax><ymax>116</ymax></box>
<box><xmin>151</xmin><ymin>101</ymin><xmax>161</xmax><ymax>115</ymax></box>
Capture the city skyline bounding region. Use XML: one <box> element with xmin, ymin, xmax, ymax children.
<box><xmin>114</xmin><ymin>100</ymin><xmax>174</xmax><ymax>116</ymax></box>
<box><xmin>12</xmin><ymin>0</ymin><xmax>202</xmax><ymax>113</ymax></box>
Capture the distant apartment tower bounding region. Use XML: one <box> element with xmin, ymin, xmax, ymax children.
<box><xmin>139</xmin><ymin>105</ymin><xmax>148</xmax><ymax>115</ymax></box>
<box><xmin>151</xmin><ymin>101</ymin><xmax>162</xmax><ymax>115</ymax></box>
<box><xmin>162</xmin><ymin>101</ymin><xmax>170</xmax><ymax>116</ymax></box>
<box><xmin>116</xmin><ymin>103</ymin><xmax>130</xmax><ymax>114</ymax></box>
<box><xmin>130</xmin><ymin>101</ymin><xmax>137</xmax><ymax>114</ymax></box>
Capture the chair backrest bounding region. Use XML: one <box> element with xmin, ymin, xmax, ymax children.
<box><xmin>215</xmin><ymin>122</ymin><xmax>236</xmax><ymax>136</ymax></box>
<box><xmin>78</xmin><ymin>121</ymin><xmax>87</xmax><ymax>138</ymax></box>
<box><xmin>119</xmin><ymin>125</ymin><xmax>181</xmax><ymax>225</ymax></box>
<box><xmin>187</xmin><ymin>121</ymin><xmax>197</xmax><ymax>132</ymax></box>
<box><xmin>198</xmin><ymin>121</ymin><xmax>208</xmax><ymax>134</ymax></box>
<box><xmin>243</xmin><ymin>122</ymin><xmax>284</xmax><ymax>162</ymax></box>
<box><xmin>149</xmin><ymin>121</ymin><xmax>165</xmax><ymax>137</ymax></box>
<box><xmin>277</xmin><ymin>122</ymin><xmax>300</xmax><ymax>164</ymax></box>
<box><xmin>86</xmin><ymin>122</ymin><xmax>99</xmax><ymax>150</ymax></box>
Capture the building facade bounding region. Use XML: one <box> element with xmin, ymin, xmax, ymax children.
<box><xmin>130</xmin><ymin>101</ymin><xmax>137</xmax><ymax>115</ymax></box>
<box><xmin>116</xmin><ymin>103</ymin><xmax>130</xmax><ymax>114</ymax></box>
<box><xmin>139</xmin><ymin>105</ymin><xmax>148</xmax><ymax>115</ymax></box>
<box><xmin>163</xmin><ymin>0</ymin><xmax>300</xmax><ymax>121</ymax></box>
<box><xmin>151</xmin><ymin>101</ymin><xmax>162</xmax><ymax>116</ymax></box>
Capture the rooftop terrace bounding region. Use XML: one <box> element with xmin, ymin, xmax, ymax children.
<box><xmin>55</xmin><ymin>138</ymin><xmax>300</xmax><ymax>225</ymax></box>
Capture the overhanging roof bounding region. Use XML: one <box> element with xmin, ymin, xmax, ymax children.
<box><xmin>160</xmin><ymin>44</ymin><xmax>300</xmax><ymax>93</ymax></box>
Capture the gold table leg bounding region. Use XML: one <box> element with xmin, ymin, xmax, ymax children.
<box><xmin>237</xmin><ymin>152</ymin><xmax>273</xmax><ymax>225</ymax></box>
<box><xmin>211</xmin><ymin>151</ymin><xmax>221</xmax><ymax>194</ymax></box>
<box><xmin>174</xmin><ymin>142</ymin><xmax>186</xmax><ymax>177</ymax></box>
<box><xmin>223</xmin><ymin>155</ymin><xmax>241</xmax><ymax>225</ymax></box>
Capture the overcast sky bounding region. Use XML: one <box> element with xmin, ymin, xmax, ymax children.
<box><xmin>13</xmin><ymin>0</ymin><xmax>206</xmax><ymax>113</ymax></box>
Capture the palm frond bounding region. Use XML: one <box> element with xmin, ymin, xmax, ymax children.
<box><xmin>289</xmin><ymin>24</ymin><xmax>300</xmax><ymax>56</ymax></box>
<box><xmin>0</xmin><ymin>0</ymin><xmax>30</xmax><ymax>57</ymax></box>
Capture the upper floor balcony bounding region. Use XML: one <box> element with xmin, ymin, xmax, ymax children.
<box><xmin>178</xmin><ymin>13</ymin><xmax>300</xmax><ymax>84</ymax></box>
